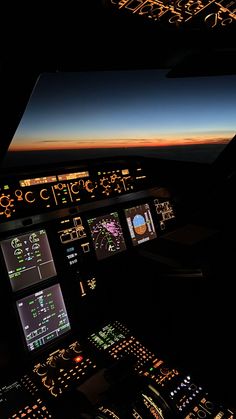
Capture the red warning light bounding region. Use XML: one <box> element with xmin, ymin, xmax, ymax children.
<box><xmin>73</xmin><ymin>355</ymin><xmax>83</xmax><ymax>363</ymax></box>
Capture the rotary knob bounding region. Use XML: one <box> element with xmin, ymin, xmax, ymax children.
<box><xmin>71</xmin><ymin>341</ymin><xmax>82</xmax><ymax>354</ymax></box>
<box><xmin>57</xmin><ymin>183</ymin><xmax>64</xmax><ymax>190</ymax></box>
<box><xmin>61</xmin><ymin>348</ymin><xmax>72</xmax><ymax>361</ymax></box>
<box><xmin>160</xmin><ymin>367</ymin><xmax>170</xmax><ymax>375</ymax></box>
<box><xmin>35</xmin><ymin>363</ymin><xmax>48</xmax><ymax>376</ymax></box>
<box><xmin>25</xmin><ymin>191</ymin><xmax>35</xmax><ymax>203</ymax></box>
<box><xmin>15</xmin><ymin>190</ymin><xmax>23</xmax><ymax>201</ymax></box>
<box><xmin>0</xmin><ymin>194</ymin><xmax>13</xmax><ymax>208</ymax></box>
<box><xmin>4</xmin><ymin>209</ymin><xmax>12</xmax><ymax>218</ymax></box>
<box><xmin>42</xmin><ymin>375</ymin><xmax>54</xmax><ymax>389</ymax></box>
<box><xmin>48</xmin><ymin>356</ymin><xmax>58</xmax><ymax>368</ymax></box>
<box><xmin>40</xmin><ymin>188</ymin><xmax>50</xmax><ymax>200</ymax></box>
<box><xmin>85</xmin><ymin>180</ymin><xmax>96</xmax><ymax>193</ymax></box>
<box><xmin>71</xmin><ymin>182</ymin><xmax>80</xmax><ymax>194</ymax></box>
<box><xmin>100</xmin><ymin>177</ymin><xmax>110</xmax><ymax>188</ymax></box>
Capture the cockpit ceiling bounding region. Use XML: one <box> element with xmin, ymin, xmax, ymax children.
<box><xmin>104</xmin><ymin>0</ymin><xmax>236</xmax><ymax>30</ymax></box>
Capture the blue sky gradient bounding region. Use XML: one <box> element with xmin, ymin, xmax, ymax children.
<box><xmin>9</xmin><ymin>70</ymin><xmax>236</xmax><ymax>150</ymax></box>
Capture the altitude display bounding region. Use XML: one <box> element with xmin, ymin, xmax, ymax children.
<box><xmin>1</xmin><ymin>229</ymin><xmax>57</xmax><ymax>292</ymax></box>
<box><xmin>16</xmin><ymin>283</ymin><xmax>71</xmax><ymax>352</ymax></box>
<box><xmin>125</xmin><ymin>203</ymin><xmax>157</xmax><ymax>246</ymax></box>
<box><xmin>88</xmin><ymin>212</ymin><xmax>126</xmax><ymax>260</ymax></box>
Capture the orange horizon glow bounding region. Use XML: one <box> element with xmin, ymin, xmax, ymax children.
<box><xmin>9</xmin><ymin>136</ymin><xmax>231</xmax><ymax>151</ymax></box>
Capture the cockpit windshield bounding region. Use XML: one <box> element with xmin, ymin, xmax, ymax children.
<box><xmin>3</xmin><ymin>69</ymin><xmax>236</xmax><ymax>167</ymax></box>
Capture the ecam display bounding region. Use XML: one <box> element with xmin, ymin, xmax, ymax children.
<box><xmin>1</xmin><ymin>229</ymin><xmax>57</xmax><ymax>292</ymax></box>
<box><xmin>16</xmin><ymin>283</ymin><xmax>71</xmax><ymax>352</ymax></box>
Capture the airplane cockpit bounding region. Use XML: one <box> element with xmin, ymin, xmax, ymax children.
<box><xmin>0</xmin><ymin>2</ymin><xmax>236</xmax><ymax>418</ymax></box>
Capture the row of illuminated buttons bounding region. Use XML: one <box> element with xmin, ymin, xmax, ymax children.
<box><xmin>57</xmin><ymin>358</ymin><xmax>96</xmax><ymax>385</ymax></box>
<box><xmin>184</xmin><ymin>397</ymin><xmax>225</xmax><ymax>418</ymax></box>
<box><xmin>108</xmin><ymin>336</ymin><xmax>155</xmax><ymax>369</ymax></box>
<box><xmin>170</xmin><ymin>377</ymin><xmax>204</xmax><ymax>412</ymax></box>
<box><xmin>143</xmin><ymin>364</ymin><xmax>179</xmax><ymax>387</ymax></box>
<box><xmin>11</xmin><ymin>398</ymin><xmax>52</xmax><ymax>419</ymax></box>
<box><xmin>41</xmin><ymin>358</ymin><xmax>97</xmax><ymax>397</ymax></box>
<box><xmin>21</xmin><ymin>375</ymin><xmax>38</xmax><ymax>396</ymax></box>
<box><xmin>112</xmin><ymin>321</ymin><xmax>131</xmax><ymax>333</ymax></box>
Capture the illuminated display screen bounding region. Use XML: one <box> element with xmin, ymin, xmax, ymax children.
<box><xmin>1</xmin><ymin>229</ymin><xmax>57</xmax><ymax>292</ymax></box>
<box><xmin>87</xmin><ymin>212</ymin><xmax>126</xmax><ymax>260</ymax></box>
<box><xmin>16</xmin><ymin>283</ymin><xmax>71</xmax><ymax>352</ymax></box>
<box><xmin>57</xmin><ymin>170</ymin><xmax>89</xmax><ymax>181</ymax></box>
<box><xmin>125</xmin><ymin>203</ymin><xmax>157</xmax><ymax>246</ymax></box>
<box><xmin>19</xmin><ymin>175</ymin><xmax>57</xmax><ymax>187</ymax></box>
<box><xmin>89</xmin><ymin>323</ymin><xmax>125</xmax><ymax>350</ymax></box>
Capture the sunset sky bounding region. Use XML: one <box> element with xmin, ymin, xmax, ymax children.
<box><xmin>8</xmin><ymin>70</ymin><xmax>236</xmax><ymax>151</ymax></box>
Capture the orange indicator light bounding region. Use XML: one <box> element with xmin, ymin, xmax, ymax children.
<box><xmin>73</xmin><ymin>355</ymin><xmax>83</xmax><ymax>363</ymax></box>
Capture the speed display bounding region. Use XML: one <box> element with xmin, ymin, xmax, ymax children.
<box><xmin>87</xmin><ymin>212</ymin><xmax>126</xmax><ymax>260</ymax></box>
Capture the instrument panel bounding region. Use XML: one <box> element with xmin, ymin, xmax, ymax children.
<box><xmin>0</xmin><ymin>158</ymin><xmax>176</xmax><ymax>293</ymax></box>
<box><xmin>0</xmin><ymin>162</ymin><xmax>148</xmax><ymax>222</ymax></box>
<box><xmin>0</xmin><ymin>321</ymin><xmax>234</xmax><ymax>418</ymax></box>
<box><xmin>0</xmin><ymin>157</ymin><xmax>177</xmax><ymax>394</ymax></box>
<box><xmin>87</xmin><ymin>212</ymin><xmax>127</xmax><ymax>260</ymax></box>
<box><xmin>0</xmin><ymin>193</ymin><xmax>177</xmax><ymax>292</ymax></box>
<box><xmin>0</xmin><ymin>157</ymin><xmax>234</xmax><ymax>418</ymax></box>
<box><xmin>0</xmin><ymin>158</ymin><xmax>177</xmax><ymax>315</ymax></box>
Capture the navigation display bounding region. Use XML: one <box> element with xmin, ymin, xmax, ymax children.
<box><xmin>125</xmin><ymin>203</ymin><xmax>157</xmax><ymax>246</ymax></box>
<box><xmin>16</xmin><ymin>284</ymin><xmax>71</xmax><ymax>352</ymax></box>
<box><xmin>1</xmin><ymin>229</ymin><xmax>57</xmax><ymax>292</ymax></box>
<box><xmin>87</xmin><ymin>212</ymin><xmax>126</xmax><ymax>260</ymax></box>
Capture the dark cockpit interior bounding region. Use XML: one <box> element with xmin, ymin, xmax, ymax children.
<box><xmin>0</xmin><ymin>2</ymin><xmax>236</xmax><ymax>418</ymax></box>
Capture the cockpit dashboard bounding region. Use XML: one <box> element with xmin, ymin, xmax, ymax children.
<box><xmin>0</xmin><ymin>154</ymin><xmax>235</xmax><ymax>418</ymax></box>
